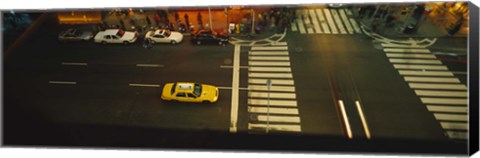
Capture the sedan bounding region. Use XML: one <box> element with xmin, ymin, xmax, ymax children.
<box><xmin>58</xmin><ymin>28</ymin><xmax>93</xmax><ymax>42</ymax></box>
<box><xmin>145</xmin><ymin>29</ymin><xmax>183</xmax><ymax>44</ymax></box>
<box><xmin>191</xmin><ymin>29</ymin><xmax>229</xmax><ymax>46</ymax></box>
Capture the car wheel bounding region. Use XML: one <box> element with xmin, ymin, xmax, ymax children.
<box><xmin>196</xmin><ymin>41</ymin><xmax>201</xmax><ymax>45</ymax></box>
<box><xmin>123</xmin><ymin>41</ymin><xmax>129</xmax><ymax>45</ymax></box>
<box><xmin>101</xmin><ymin>41</ymin><xmax>107</xmax><ymax>45</ymax></box>
<box><xmin>202</xmin><ymin>100</ymin><xmax>211</xmax><ymax>104</ymax></box>
<box><xmin>171</xmin><ymin>40</ymin><xmax>177</xmax><ymax>44</ymax></box>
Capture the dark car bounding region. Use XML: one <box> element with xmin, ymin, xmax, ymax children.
<box><xmin>58</xmin><ymin>28</ymin><xmax>94</xmax><ymax>42</ymax></box>
<box><xmin>191</xmin><ymin>30</ymin><xmax>229</xmax><ymax>46</ymax></box>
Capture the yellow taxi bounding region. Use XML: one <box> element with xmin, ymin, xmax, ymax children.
<box><xmin>161</xmin><ymin>82</ymin><xmax>219</xmax><ymax>103</ymax></box>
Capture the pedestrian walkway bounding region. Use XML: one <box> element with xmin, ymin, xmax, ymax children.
<box><xmin>290</xmin><ymin>8</ymin><xmax>362</xmax><ymax>35</ymax></box>
<box><xmin>380</xmin><ymin>39</ymin><xmax>468</xmax><ymax>140</ymax></box>
<box><xmin>246</xmin><ymin>43</ymin><xmax>302</xmax><ymax>134</ymax></box>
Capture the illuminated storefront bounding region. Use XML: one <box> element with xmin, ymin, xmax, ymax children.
<box><xmin>57</xmin><ymin>11</ymin><xmax>102</xmax><ymax>24</ymax></box>
<box><xmin>426</xmin><ymin>2</ymin><xmax>468</xmax><ymax>35</ymax></box>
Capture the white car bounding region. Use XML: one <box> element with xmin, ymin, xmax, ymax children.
<box><xmin>94</xmin><ymin>29</ymin><xmax>138</xmax><ymax>44</ymax></box>
<box><xmin>145</xmin><ymin>29</ymin><xmax>183</xmax><ymax>44</ymax></box>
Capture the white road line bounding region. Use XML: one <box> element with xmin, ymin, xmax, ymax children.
<box><xmin>249</xmin><ymin>85</ymin><xmax>296</xmax><ymax>92</ymax></box>
<box><xmin>421</xmin><ymin>97</ymin><xmax>468</xmax><ymax>105</ymax></box>
<box><xmin>272</xmin><ymin>42</ymin><xmax>288</xmax><ymax>46</ymax></box>
<box><xmin>331</xmin><ymin>9</ymin><xmax>347</xmax><ymax>34</ymax></box>
<box><xmin>249</xmin><ymin>56</ymin><xmax>290</xmax><ymax>61</ymax></box>
<box><xmin>128</xmin><ymin>83</ymin><xmax>160</xmax><ymax>87</ymax></box>
<box><xmin>349</xmin><ymin>18</ymin><xmax>362</xmax><ymax>33</ymax></box>
<box><xmin>440</xmin><ymin>122</ymin><xmax>468</xmax><ymax>130</ymax></box>
<box><xmin>136</xmin><ymin>64</ymin><xmax>164</xmax><ymax>67</ymax></box>
<box><xmin>249</xmin><ymin>67</ymin><xmax>291</xmax><ymax>72</ymax></box>
<box><xmin>355</xmin><ymin>101</ymin><xmax>371</xmax><ymax>139</ymax></box>
<box><xmin>399</xmin><ymin>70</ymin><xmax>454</xmax><ymax>76</ymax></box>
<box><xmin>248</xmin><ymin>107</ymin><xmax>299</xmax><ymax>115</ymax></box>
<box><xmin>446</xmin><ymin>131</ymin><xmax>468</xmax><ymax>139</ymax></box>
<box><xmin>249</xmin><ymin>51</ymin><xmax>289</xmax><ymax>56</ymax></box>
<box><xmin>404</xmin><ymin>76</ymin><xmax>460</xmax><ymax>83</ymax></box>
<box><xmin>248</xmin><ymin>123</ymin><xmax>301</xmax><ymax>132</ymax></box>
<box><xmin>389</xmin><ymin>59</ymin><xmax>442</xmax><ymax>64</ymax></box>
<box><xmin>251</xmin><ymin>46</ymin><xmax>288</xmax><ymax>51</ymax></box>
<box><xmin>315</xmin><ymin>9</ymin><xmax>331</xmax><ymax>34</ymax></box>
<box><xmin>394</xmin><ymin>64</ymin><xmax>448</xmax><ymax>70</ymax></box>
<box><xmin>338</xmin><ymin>100</ymin><xmax>353</xmax><ymax>139</ymax></box>
<box><xmin>434</xmin><ymin>113</ymin><xmax>468</xmax><ymax>121</ymax></box>
<box><xmin>427</xmin><ymin>105</ymin><xmax>467</xmax><ymax>113</ymax></box>
<box><xmin>386</xmin><ymin>53</ymin><xmax>437</xmax><ymax>59</ymax></box>
<box><xmin>323</xmin><ymin>8</ymin><xmax>338</xmax><ymax>34</ymax></box>
<box><xmin>61</xmin><ymin>62</ymin><xmax>88</xmax><ymax>66</ymax></box>
<box><xmin>218</xmin><ymin>87</ymin><xmax>249</xmax><ymax>90</ymax></box>
<box><xmin>49</xmin><ymin>81</ymin><xmax>77</xmax><ymax>85</ymax></box>
<box><xmin>384</xmin><ymin>48</ymin><xmax>431</xmax><ymax>53</ymax></box>
<box><xmin>409</xmin><ymin>83</ymin><xmax>467</xmax><ymax>90</ymax></box>
<box><xmin>415</xmin><ymin>90</ymin><xmax>467</xmax><ymax>97</ymax></box>
<box><xmin>220</xmin><ymin>65</ymin><xmax>249</xmax><ymax>69</ymax></box>
<box><xmin>248</xmin><ymin>92</ymin><xmax>296</xmax><ymax>99</ymax></box>
<box><xmin>249</xmin><ymin>61</ymin><xmax>290</xmax><ymax>66</ymax></box>
<box><xmin>230</xmin><ymin>45</ymin><xmax>240</xmax><ymax>133</ymax></box>
<box><xmin>339</xmin><ymin>9</ymin><xmax>354</xmax><ymax>34</ymax></box>
<box><xmin>309</xmin><ymin>9</ymin><xmax>322</xmax><ymax>33</ymax></box>
<box><xmin>248</xmin><ymin>99</ymin><xmax>297</xmax><ymax>107</ymax></box>
<box><xmin>302</xmin><ymin>10</ymin><xmax>314</xmax><ymax>34</ymax></box>
<box><xmin>257</xmin><ymin>115</ymin><xmax>301</xmax><ymax>123</ymax></box>
<box><xmin>249</xmin><ymin>72</ymin><xmax>293</xmax><ymax>78</ymax></box>
<box><xmin>382</xmin><ymin>43</ymin><xmax>426</xmax><ymax>48</ymax></box>
<box><xmin>249</xmin><ymin>79</ymin><xmax>294</xmax><ymax>85</ymax></box>
<box><xmin>296</xmin><ymin>10</ymin><xmax>306</xmax><ymax>34</ymax></box>
<box><xmin>291</xmin><ymin>21</ymin><xmax>298</xmax><ymax>31</ymax></box>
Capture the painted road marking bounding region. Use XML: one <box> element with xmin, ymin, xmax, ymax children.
<box><xmin>296</xmin><ymin>10</ymin><xmax>306</xmax><ymax>34</ymax></box>
<box><xmin>389</xmin><ymin>59</ymin><xmax>442</xmax><ymax>64</ymax></box>
<box><xmin>248</xmin><ymin>92</ymin><xmax>296</xmax><ymax>99</ymax></box>
<box><xmin>446</xmin><ymin>131</ymin><xmax>468</xmax><ymax>139</ymax></box>
<box><xmin>404</xmin><ymin>76</ymin><xmax>460</xmax><ymax>83</ymax></box>
<box><xmin>249</xmin><ymin>79</ymin><xmax>294</xmax><ymax>85</ymax></box>
<box><xmin>49</xmin><ymin>81</ymin><xmax>77</xmax><ymax>85</ymax></box>
<box><xmin>61</xmin><ymin>62</ymin><xmax>88</xmax><ymax>66</ymax></box>
<box><xmin>291</xmin><ymin>20</ymin><xmax>298</xmax><ymax>31</ymax></box>
<box><xmin>316</xmin><ymin>9</ymin><xmax>331</xmax><ymax>34</ymax></box>
<box><xmin>272</xmin><ymin>42</ymin><xmax>287</xmax><ymax>46</ymax></box>
<box><xmin>128</xmin><ymin>83</ymin><xmax>160</xmax><ymax>87</ymax></box>
<box><xmin>349</xmin><ymin>18</ymin><xmax>362</xmax><ymax>33</ymax></box>
<box><xmin>339</xmin><ymin>100</ymin><xmax>353</xmax><ymax>139</ymax></box>
<box><xmin>394</xmin><ymin>64</ymin><xmax>448</xmax><ymax>70</ymax></box>
<box><xmin>331</xmin><ymin>9</ymin><xmax>347</xmax><ymax>34</ymax></box>
<box><xmin>421</xmin><ymin>97</ymin><xmax>468</xmax><ymax>105</ymax></box>
<box><xmin>415</xmin><ymin>90</ymin><xmax>467</xmax><ymax>97</ymax></box>
<box><xmin>249</xmin><ymin>51</ymin><xmax>289</xmax><ymax>56</ymax></box>
<box><xmin>434</xmin><ymin>113</ymin><xmax>468</xmax><ymax>121</ymax></box>
<box><xmin>409</xmin><ymin>83</ymin><xmax>467</xmax><ymax>90</ymax></box>
<box><xmin>427</xmin><ymin>105</ymin><xmax>467</xmax><ymax>113</ymax></box>
<box><xmin>249</xmin><ymin>61</ymin><xmax>290</xmax><ymax>66</ymax></box>
<box><xmin>399</xmin><ymin>70</ymin><xmax>454</xmax><ymax>76</ymax></box>
<box><xmin>220</xmin><ymin>65</ymin><xmax>249</xmax><ymax>69</ymax></box>
<box><xmin>302</xmin><ymin>10</ymin><xmax>314</xmax><ymax>34</ymax></box>
<box><xmin>230</xmin><ymin>45</ymin><xmax>241</xmax><ymax>133</ymax></box>
<box><xmin>249</xmin><ymin>67</ymin><xmax>291</xmax><ymax>72</ymax></box>
<box><xmin>249</xmin><ymin>72</ymin><xmax>293</xmax><ymax>78</ymax></box>
<box><xmin>249</xmin><ymin>85</ymin><xmax>296</xmax><ymax>92</ymax></box>
<box><xmin>386</xmin><ymin>53</ymin><xmax>437</xmax><ymax>59</ymax></box>
<box><xmin>257</xmin><ymin>115</ymin><xmax>301</xmax><ymax>123</ymax></box>
<box><xmin>248</xmin><ymin>107</ymin><xmax>299</xmax><ymax>115</ymax></box>
<box><xmin>249</xmin><ymin>56</ymin><xmax>290</xmax><ymax>61</ymax></box>
<box><xmin>309</xmin><ymin>9</ymin><xmax>323</xmax><ymax>33</ymax></box>
<box><xmin>136</xmin><ymin>64</ymin><xmax>164</xmax><ymax>67</ymax></box>
<box><xmin>355</xmin><ymin>101</ymin><xmax>371</xmax><ymax>139</ymax></box>
<box><xmin>251</xmin><ymin>46</ymin><xmax>288</xmax><ymax>51</ymax></box>
<box><xmin>382</xmin><ymin>43</ymin><xmax>426</xmax><ymax>48</ymax></box>
<box><xmin>440</xmin><ymin>122</ymin><xmax>468</xmax><ymax>130</ymax></box>
<box><xmin>384</xmin><ymin>48</ymin><xmax>431</xmax><ymax>53</ymax></box>
<box><xmin>339</xmin><ymin>9</ymin><xmax>354</xmax><ymax>34</ymax></box>
<box><xmin>323</xmin><ymin>8</ymin><xmax>338</xmax><ymax>34</ymax></box>
<box><xmin>248</xmin><ymin>123</ymin><xmax>301</xmax><ymax>132</ymax></box>
<box><xmin>248</xmin><ymin>99</ymin><xmax>297</xmax><ymax>107</ymax></box>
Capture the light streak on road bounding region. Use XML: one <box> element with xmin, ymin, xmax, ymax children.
<box><xmin>355</xmin><ymin>100</ymin><xmax>371</xmax><ymax>140</ymax></box>
<box><xmin>128</xmin><ymin>83</ymin><xmax>160</xmax><ymax>87</ymax></box>
<box><xmin>49</xmin><ymin>81</ymin><xmax>77</xmax><ymax>85</ymax></box>
<box><xmin>61</xmin><ymin>62</ymin><xmax>88</xmax><ymax>66</ymax></box>
<box><xmin>338</xmin><ymin>100</ymin><xmax>353</xmax><ymax>139</ymax></box>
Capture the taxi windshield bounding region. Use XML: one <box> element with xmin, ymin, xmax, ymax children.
<box><xmin>193</xmin><ymin>84</ymin><xmax>202</xmax><ymax>97</ymax></box>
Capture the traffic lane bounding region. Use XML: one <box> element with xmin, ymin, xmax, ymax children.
<box><xmin>286</xmin><ymin>34</ymin><xmax>344</xmax><ymax>136</ymax></box>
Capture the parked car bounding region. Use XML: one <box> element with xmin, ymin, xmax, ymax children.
<box><xmin>145</xmin><ymin>29</ymin><xmax>183</xmax><ymax>44</ymax></box>
<box><xmin>161</xmin><ymin>82</ymin><xmax>219</xmax><ymax>103</ymax></box>
<box><xmin>94</xmin><ymin>29</ymin><xmax>138</xmax><ymax>44</ymax></box>
<box><xmin>58</xmin><ymin>28</ymin><xmax>93</xmax><ymax>42</ymax></box>
<box><xmin>190</xmin><ymin>29</ymin><xmax>229</xmax><ymax>46</ymax></box>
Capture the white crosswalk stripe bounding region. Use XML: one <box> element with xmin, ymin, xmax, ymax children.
<box><xmin>323</xmin><ymin>8</ymin><xmax>338</xmax><ymax>34</ymax></box>
<box><xmin>301</xmin><ymin>10</ymin><xmax>314</xmax><ymax>34</ymax></box>
<box><xmin>330</xmin><ymin>9</ymin><xmax>347</xmax><ymax>34</ymax></box>
<box><xmin>315</xmin><ymin>9</ymin><xmax>331</xmax><ymax>34</ymax></box>
<box><xmin>309</xmin><ymin>9</ymin><xmax>323</xmax><ymax>34</ymax></box>
<box><xmin>247</xmin><ymin>45</ymin><xmax>301</xmax><ymax>133</ymax></box>
<box><xmin>290</xmin><ymin>8</ymin><xmax>361</xmax><ymax>35</ymax></box>
<box><xmin>296</xmin><ymin>10</ymin><xmax>307</xmax><ymax>34</ymax></box>
<box><xmin>381</xmin><ymin>40</ymin><xmax>468</xmax><ymax>140</ymax></box>
<box><xmin>339</xmin><ymin>9</ymin><xmax>354</xmax><ymax>34</ymax></box>
<box><xmin>349</xmin><ymin>18</ymin><xmax>362</xmax><ymax>33</ymax></box>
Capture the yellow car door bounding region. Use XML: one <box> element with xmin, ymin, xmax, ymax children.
<box><xmin>175</xmin><ymin>92</ymin><xmax>189</xmax><ymax>102</ymax></box>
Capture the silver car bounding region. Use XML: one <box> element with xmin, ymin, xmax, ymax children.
<box><xmin>58</xmin><ymin>28</ymin><xmax>94</xmax><ymax>42</ymax></box>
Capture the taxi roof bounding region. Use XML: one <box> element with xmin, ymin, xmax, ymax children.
<box><xmin>174</xmin><ymin>82</ymin><xmax>196</xmax><ymax>93</ymax></box>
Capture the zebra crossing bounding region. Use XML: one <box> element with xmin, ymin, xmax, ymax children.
<box><xmin>382</xmin><ymin>43</ymin><xmax>468</xmax><ymax>140</ymax></box>
<box><xmin>247</xmin><ymin>43</ymin><xmax>301</xmax><ymax>133</ymax></box>
<box><xmin>291</xmin><ymin>8</ymin><xmax>362</xmax><ymax>35</ymax></box>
